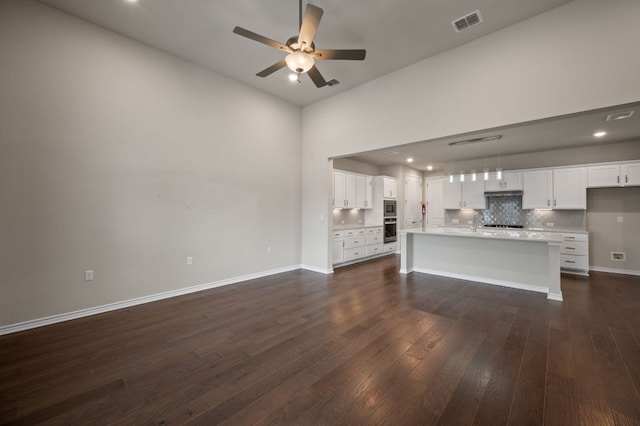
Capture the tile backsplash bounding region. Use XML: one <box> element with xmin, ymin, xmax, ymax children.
<box><xmin>445</xmin><ymin>196</ymin><xmax>586</xmax><ymax>231</ymax></box>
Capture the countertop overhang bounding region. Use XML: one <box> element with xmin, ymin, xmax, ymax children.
<box><xmin>398</xmin><ymin>227</ymin><xmax>564</xmax><ymax>244</ymax></box>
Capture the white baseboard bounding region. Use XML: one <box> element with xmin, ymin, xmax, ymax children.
<box><xmin>589</xmin><ymin>266</ymin><xmax>640</xmax><ymax>276</ymax></box>
<box><xmin>411</xmin><ymin>267</ymin><xmax>550</xmax><ymax>295</ymax></box>
<box><xmin>547</xmin><ymin>292</ymin><xmax>564</xmax><ymax>302</ymax></box>
<box><xmin>0</xmin><ymin>264</ymin><xmax>302</xmax><ymax>336</ymax></box>
<box><xmin>300</xmin><ymin>264</ymin><xmax>333</xmax><ymax>274</ymax></box>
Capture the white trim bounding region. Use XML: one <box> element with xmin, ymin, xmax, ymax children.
<box><xmin>589</xmin><ymin>266</ymin><xmax>640</xmax><ymax>276</ymax></box>
<box><xmin>300</xmin><ymin>264</ymin><xmax>333</xmax><ymax>274</ymax></box>
<box><xmin>547</xmin><ymin>292</ymin><xmax>564</xmax><ymax>302</ymax></box>
<box><xmin>0</xmin><ymin>264</ymin><xmax>301</xmax><ymax>336</ymax></box>
<box><xmin>411</xmin><ymin>267</ymin><xmax>550</xmax><ymax>294</ymax></box>
<box><xmin>561</xmin><ymin>270</ymin><xmax>589</xmax><ymax>277</ymax></box>
<box><xmin>399</xmin><ymin>267</ymin><xmax>413</xmax><ymax>275</ymax></box>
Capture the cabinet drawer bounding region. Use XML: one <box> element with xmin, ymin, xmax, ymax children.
<box><xmin>343</xmin><ymin>247</ymin><xmax>366</xmax><ymax>262</ymax></box>
<box><xmin>366</xmin><ymin>234</ymin><xmax>383</xmax><ymax>245</ymax></box>
<box><xmin>560</xmin><ymin>254</ymin><xmax>588</xmax><ymax>271</ymax></box>
<box><xmin>343</xmin><ymin>230</ymin><xmax>355</xmax><ymax>237</ymax></box>
<box><xmin>344</xmin><ymin>236</ymin><xmax>365</xmax><ymax>249</ymax></box>
<box><xmin>332</xmin><ymin>230</ymin><xmax>344</xmax><ymax>240</ymax></box>
<box><xmin>366</xmin><ymin>227</ymin><xmax>376</xmax><ymax>235</ymax></box>
<box><xmin>560</xmin><ymin>241</ymin><xmax>588</xmax><ymax>256</ymax></box>
<box><xmin>563</xmin><ymin>233</ymin><xmax>587</xmax><ymax>242</ymax></box>
<box><xmin>383</xmin><ymin>242</ymin><xmax>398</xmax><ymax>253</ymax></box>
<box><xmin>374</xmin><ymin>227</ymin><xmax>383</xmax><ymax>234</ymax></box>
<box><xmin>366</xmin><ymin>243</ymin><xmax>384</xmax><ymax>256</ymax></box>
<box><xmin>354</xmin><ymin>229</ymin><xmax>366</xmax><ymax>237</ymax></box>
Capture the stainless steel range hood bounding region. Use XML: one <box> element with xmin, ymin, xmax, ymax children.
<box><xmin>484</xmin><ymin>190</ymin><xmax>523</xmax><ymax>197</ymax></box>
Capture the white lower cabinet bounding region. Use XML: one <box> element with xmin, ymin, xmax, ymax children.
<box><xmin>560</xmin><ymin>233</ymin><xmax>589</xmax><ymax>274</ymax></box>
<box><xmin>333</xmin><ymin>226</ymin><xmax>390</xmax><ymax>265</ymax></box>
<box><xmin>332</xmin><ymin>231</ymin><xmax>344</xmax><ymax>264</ymax></box>
<box><xmin>383</xmin><ymin>242</ymin><xmax>398</xmax><ymax>253</ymax></box>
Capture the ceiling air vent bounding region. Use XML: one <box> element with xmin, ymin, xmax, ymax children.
<box><xmin>327</xmin><ymin>79</ymin><xmax>341</xmax><ymax>87</ymax></box>
<box><xmin>452</xmin><ymin>10</ymin><xmax>483</xmax><ymax>33</ymax></box>
<box><xmin>605</xmin><ymin>111</ymin><xmax>635</xmax><ymax>121</ymax></box>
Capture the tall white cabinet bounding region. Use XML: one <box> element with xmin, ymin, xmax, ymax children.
<box><xmin>425</xmin><ymin>178</ymin><xmax>445</xmax><ymax>226</ymax></box>
<box><xmin>404</xmin><ymin>175</ymin><xmax>423</xmax><ymax>228</ymax></box>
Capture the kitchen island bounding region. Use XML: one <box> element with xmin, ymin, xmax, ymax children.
<box><xmin>398</xmin><ymin>227</ymin><xmax>564</xmax><ymax>301</ymax></box>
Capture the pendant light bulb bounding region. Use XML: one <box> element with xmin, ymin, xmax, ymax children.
<box><xmin>483</xmin><ymin>169</ymin><xmax>489</xmax><ymax>181</ymax></box>
<box><xmin>460</xmin><ymin>172</ymin><xmax>465</xmax><ymax>182</ymax></box>
<box><xmin>496</xmin><ymin>168</ymin><xmax>503</xmax><ymax>180</ymax></box>
<box><xmin>449</xmin><ymin>173</ymin><xmax>454</xmax><ymax>183</ymax></box>
<box><xmin>471</xmin><ymin>170</ymin><xmax>477</xmax><ymax>181</ymax></box>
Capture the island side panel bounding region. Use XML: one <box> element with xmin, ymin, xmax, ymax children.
<box><xmin>410</xmin><ymin>234</ymin><xmax>555</xmax><ymax>294</ymax></box>
<box><xmin>547</xmin><ymin>242</ymin><xmax>563</xmax><ymax>301</ymax></box>
<box><xmin>399</xmin><ymin>232</ymin><xmax>413</xmax><ymax>274</ymax></box>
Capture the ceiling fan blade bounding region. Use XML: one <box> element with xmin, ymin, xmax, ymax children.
<box><xmin>313</xmin><ymin>49</ymin><xmax>366</xmax><ymax>60</ymax></box>
<box><xmin>256</xmin><ymin>59</ymin><xmax>287</xmax><ymax>77</ymax></box>
<box><xmin>307</xmin><ymin>65</ymin><xmax>327</xmax><ymax>88</ymax></box>
<box><xmin>298</xmin><ymin>4</ymin><xmax>323</xmax><ymax>50</ymax></box>
<box><xmin>233</xmin><ymin>26</ymin><xmax>292</xmax><ymax>53</ymax></box>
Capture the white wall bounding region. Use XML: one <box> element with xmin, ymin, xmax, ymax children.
<box><xmin>301</xmin><ymin>0</ymin><xmax>640</xmax><ymax>270</ymax></box>
<box><xmin>0</xmin><ymin>0</ymin><xmax>302</xmax><ymax>327</ymax></box>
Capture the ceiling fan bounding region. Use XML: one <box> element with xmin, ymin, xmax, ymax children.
<box><xmin>232</xmin><ymin>0</ymin><xmax>366</xmax><ymax>87</ymax></box>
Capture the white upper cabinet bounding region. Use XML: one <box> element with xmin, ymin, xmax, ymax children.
<box><xmin>333</xmin><ymin>171</ymin><xmax>346</xmax><ymax>209</ymax></box>
<box><xmin>355</xmin><ymin>174</ymin><xmax>366</xmax><ymax>209</ymax></box>
<box><xmin>333</xmin><ymin>170</ymin><xmax>374</xmax><ymax>209</ymax></box>
<box><xmin>383</xmin><ymin>177</ymin><xmax>397</xmax><ymax>199</ymax></box>
<box><xmin>523</xmin><ymin>168</ymin><xmax>586</xmax><ymax>210</ymax></box>
<box><xmin>344</xmin><ymin>173</ymin><xmax>357</xmax><ymax>208</ymax></box>
<box><xmin>588</xmin><ymin>162</ymin><xmax>640</xmax><ymax>187</ymax></box>
<box><xmin>443</xmin><ymin>176</ymin><xmax>486</xmax><ymax>209</ymax></box>
<box><xmin>553</xmin><ymin>168</ymin><xmax>587</xmax><ymax>209</ymax></box>
<box><xmin>364</xmin><ymin>175</ymin><xmax>374</xmax><ymax>209</ymax></box>
<box><xmin>622</xmin><ymin>162</ymin><xmax>640</xmax><ymax>186</ymax></box>
<box><xmin>522</xmin><ymin>170</ymin><xmax>553</xmax><ymax>209</ymax></box>
<box><xmin>484</xmin><ymin>171</ymin><xmax>522</xmax><ymax>191</ymax></box>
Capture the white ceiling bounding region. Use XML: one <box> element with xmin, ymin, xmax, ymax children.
<box><xmin>349</xmin><ymin>103</ymin><xmax>640</xmax><ymax>171</ymax></box>
<box><xmin>36</xmin><ymin>0</ymin><xmax>572</xmax><ymax>106</ymax></box>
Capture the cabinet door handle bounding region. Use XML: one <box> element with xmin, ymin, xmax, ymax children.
<box><xmin>626</xmin><ymin>175</ymin><xmax>628</xmax><ymax>183</ymax></box>
<box><xmin>565</xmin><ymin>236</ymin><xmax>575</xmax><ymax>239</ymax></box>
<box><xmin>553</xmin><ymin>200</ymin><xmax>557</xmax><ymax>207</ymax></box>
<box><xmin>617</xmin><ymin>176</ymin><xmax>620</xmax><ymax>184</ymax></box>
<box><xmin>565</xmin><ymin>260</ymin><xmax>576</xmax><ymax>264</ymax></box>
<box><xmin>547</xmin><ymin>199</ymin><xmax>550</xmax><ymax>206</ymax></box>
<box><xmin>565</xmin><ymin>247</ymin><xmax>576</xmax><ymax>250</ymax></box>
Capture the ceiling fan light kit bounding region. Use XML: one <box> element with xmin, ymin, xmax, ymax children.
<box><xmin>232</xmin><ymin>2</ymin><xmax>366</xmax><ymax>88</ymax></box>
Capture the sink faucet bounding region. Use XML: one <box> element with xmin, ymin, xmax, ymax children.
<box><xmin>471</xmin><ymin>211</ymin><xmax>483</xmax><ymax>232</ymax></box>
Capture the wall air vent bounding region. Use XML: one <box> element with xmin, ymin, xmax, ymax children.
<box><xmin>605</xmin><ymin>111</ymin><xmax>635</xmax><ymax>121</ymax></box>
<box><xmin>452</xmin><ymin>10</ymin><xmax>483</xmax><ymax>33</ymax></box>
<box><xmin>327</xmin><ymin>79</ymin><xmax>341</xmax><ymax>87</ymax></box>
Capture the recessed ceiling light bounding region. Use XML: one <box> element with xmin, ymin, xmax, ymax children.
<box><xmin>593</xmin><ymin>131</ymin><xmax>607</xmax><ymax>137</ymax></box>
<box><xmin>407</xmin><ymin>158</ymin><xmax>414</xmax><ymax>163</ymax></box>
<box><xmin>426</xmin><ymin>165</ymin><xmax>433</xmax><ymax>171</ymax></box>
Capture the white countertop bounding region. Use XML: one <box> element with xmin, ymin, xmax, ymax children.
<box><xmin>399</xmin><ymin>227</ymin><xmax>564</xmax><ymax>244</ymax></box>
<box><xmin>333</xmin><ymin>224</ymin><xmax>383</xmax><ymax>230</ymax></box>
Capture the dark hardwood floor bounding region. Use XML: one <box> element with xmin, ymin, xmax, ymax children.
<box><xmin>2</xmin><ymin>255</ymin><xmax>640</xmax><ymax>425</ymax></box>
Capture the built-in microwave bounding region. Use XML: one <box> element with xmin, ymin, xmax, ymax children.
<box><xmin>384</xmin><ymin>199</ymin><xmax>397</xmax><ymax>217</ymax></box>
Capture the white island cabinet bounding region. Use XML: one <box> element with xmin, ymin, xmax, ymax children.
<box><xmin>399</xmin><ymin>228</ymin><xmax>564</xmax><ymax>301</ymax></box>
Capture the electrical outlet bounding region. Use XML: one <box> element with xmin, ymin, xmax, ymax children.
<box><xmin>84</xmin><ymin>270</ymin><xmax>94</xmax><ymax>281</ymax></box>
<box><xmin>452</xmin><ymin>218</ymin><xmax>459</xmax><ymax>224</ymax></box>
<box><xmin>186</xmin><ymin>256</ymin><xmax>193</xmax><ymax>265</ymax></box>
<box><xmin>467</xmin><ymin>220</ymin><xmax>473</xmax><ymax>225</ymax></box>
<box><xmin>266</xmin><ymin>246</ymin><xmax>272</xmax><ymax>254</ymax></box>
<box><xmin>611</xmin><ymin>252</ymin><xmax>626</xmax><ymax>261</ymax></box>
<box><xmin>617</xmin><ymin>216</ymin><xmax>624</xmax><ymax>223</ymax></box>
<box><xmin>546</xmin><ymin>222</ymin><xmax>554</xmax><ymax>227</ymax></box>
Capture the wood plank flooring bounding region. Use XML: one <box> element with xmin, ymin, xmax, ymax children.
<box><xmin>1</xmin><ymin>255</ymin><xmax>640</xmax><ymax>425</ymax></box>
